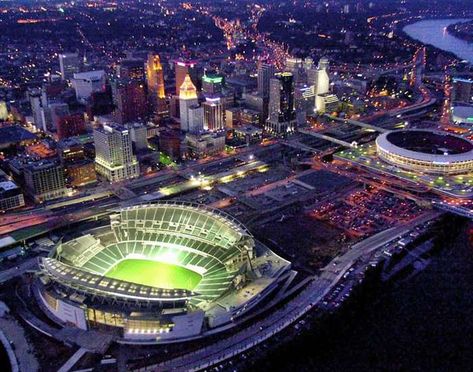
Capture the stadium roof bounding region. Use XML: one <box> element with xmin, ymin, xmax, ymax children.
<box><xmin>40</xmin><ymin>258</ymin><xmax>196</xmax><ymax>302</ymax></box>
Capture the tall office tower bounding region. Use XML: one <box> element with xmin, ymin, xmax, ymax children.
<box><xmin>0</xmin><ymin>101</ymin><xmax>8</xmax><ymax>120</ymax></box>
<box><xmin>127</xmin><ymin>122</ymin><xmax>148</xmax><ymax>151</ymax></box>
<box><xmin>315</xmin><ymin>57</ymin><xmax>331</xmax><ymax>113</ymax></box>
<box><xmin>111</xmin><ymin>79</ymin><xmax>148</xmax><ymax>124</ymax></box>
<box><xmin>59</xmin><ymin>53</ymin><xmax>80</xmax><ymax>81</ymax></box>
<box><xmin>93</xmin><ymin>123</ymin><xmax>140</xmax><ymax>182</ymax></box>
<box><xmin>257</xmin><ymin>61</ymin><xmax>276</xmax><ymax>99</ymax></box>
<box><xmin>28</xmin><ymin>88</ymin><xmax>48</xmax><ymax>131</ymax></box>
<box><xmin>295</xmin><ymin>84</ymin><xmax>316</xmax><ymax>126</ymax></box>
<box><xmin>188</xmin><ymin>105</ymin><xmax>204</xmax><ymax>133</ymax></box>
<box><xmin>267</xmin><ymin>72</ymin><xmax>296</xmax><ymax>134</ymax></box>
<box><xmin>179</xmin><ymin>74</ymin><xmax>198</xmax><ymax>132</ymax></box>
<box><xmin>203</xmin><ymin>97</ymin><xmax>224</xmax><ymax>132</ymax></box>
<box><xmin>71</xmin><ymin>70</ymin><xmax>106</xmax><ymax>102</ymax></box>
<box><xmin>118</xmin><ymin>59</ymin><xmax>146</xmax><ymax>81</ymax></box>
<box><xmin>452</xmin><ymin>76</ymin><xmax>473</xmax><ymax>104</ymax></box>
<box><xmin>316</xmin><ymin>57</ymin><xmax>330</xmax><ymax>95</ymax></box>
<box><xmin>23</xmin><ymin>159</ymin><xmax>67</xmax><ymax>202</ymax></box>
<box><xmin>175</xmin><ymin>59</ymin><xmax>198</xmax><ymax>95</ymax></box>
<box><xmin>146</xmin><ymin>53</ymin><xmax>166</xmax><ymax>113</ymax></box>
<box><xmin>57</xmin><ymin>113</ymin><xmax>86</xmax><ymax>140</ymax></box>
<box><xmin>202</xmin><ymin>73</ymin><xmax>224</xmax><ymax>96</ymax></box>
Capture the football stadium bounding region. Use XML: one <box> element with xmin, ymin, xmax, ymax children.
<box><xmin>36</xmin><ymin>202</ymin><xmax>292</xmax><ymax>343</ymax></box>
<box><xmin>376</xmin><ymin>129</ymin><xmax>473</xmax><ymax>175</ymax></box>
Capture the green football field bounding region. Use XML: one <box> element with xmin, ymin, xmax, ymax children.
<box><xmin>105</xmin><ymin>259</ymin><xmax>202</xmax><ymax>291</ymax></box>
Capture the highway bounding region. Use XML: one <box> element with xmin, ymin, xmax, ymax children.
<box><xmin>136</xmin><ymin>211</ymin><xmax>440</xmax><ymax>371</ymax></box>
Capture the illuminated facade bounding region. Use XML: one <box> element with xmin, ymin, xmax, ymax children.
<box><xmin>376</xmin><ymin>130</ymin><xmax>473</xmax><ymax>175</ymax></box>
<box><xmin>267</xmin><ymin>72</ymin><xmax>296</xmax><ymax>134</ymax></box>
<box><xmin>93</xmin><ymin>123</ymin><xmax>140</xmax><ymax>182</ymax></box>
<box><xmin>36</xmin><ymin>202</ymin><xmax>291</xmax><ymax>343</ymax></box>
<box><xmin>146</xmin><ymin>53</ymin><xmax>166</xmax><ymax>114</ymax></box>
<box><xmin>179</xmin><ymin>74</ymin><xmax>198</xmax><ymax>132</ymax></box>
<box><xmin>203</xmin><ymin>97</ymin><xmax>224</xmax><ymax>132</ymax></box>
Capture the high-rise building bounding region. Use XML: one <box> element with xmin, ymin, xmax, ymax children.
<box><xmin>93</xmin><ymin>123</ymin><xmax>140</xmax><ymax>182</ymax></box>
<box><xmin>146</xmin><ymin>53</ymin><xmax>166</xmax><ymax>114</ymax></box>
<box><xmin>28</xmin><ymin>88</ymin><xmax>48</xmax><ymax>131</ymax></box>
<box><xmin>23</xmin><ymin>159</ymin><xmax>67</xmax><ymax>202</ymax></box>
<box><xmin>71</xmin><ymin>70</ymin><xmax>106</xmax><ymax>102</ymax></box>
<box><xmin>257</xmin><ymin>62</ymin><xmax>275</xmax><ymax>99</ymax></box>
<box><xmin>111</xmin><ymin>79</ymin><xmax>148</xmax><ymax>124</ymax></box>
<box><xmin>59</xmin><ymin>53</ymin><xmax>80</xmax><ymax>81</ymax></box>
<box><xmin>316</xmin><ymin>57</ymin><xmax>330</xmax><ymax>95</ymax></box>
<box><xmin>202</xmin><ymin>73</ymin><xmax>224</xmax><ymax>96</ymax></box>
<box><xmin>315</xmin><ymin>57</ymin><xmax>331</xmax><ymax>113</ymax></box>
<box><xmin>127</xmin><ymin>122</ymin><xmax>148</xmax><ymax>151</ymax></box>
<box><xmin>118</xmin><ymin>59</ymin><xmax>146</xmax><ymax>81</ymax></box>
<box><xmin>57</xmin><ymin>113</ymin><xmax>86</xmax><ymax>140</ymax></box>
<box><xmin>203</xmin><ymin>98</ymin><xmax>224</xmax><ymax>132</ymax></box>
<box><xmin>452</xmin><ymin>76</ymin><xmax>473</xmax><ymax>104</ymax></box>
<box><xmin>179</xmin><ymin>74</ymin><xmax>198</xmax><ymax>132</ymax></box>
<box><xmin>267</xmin><ymin>72</ymin><xmax>296</xmax><ymax>134</ymax></box>
<box><xmin>0</xmin><ymin>101</ymin><xmax>8</xmax><ymax>121</ymax></box>
<box><xmin>175</xmin><ymin>59</ymin><xmax>198</xmax><ymax>95</ymax></box>
<box><xmin>188</xmin><ymin>105</ymin><xmax>204</xmax><ymax>133</ymax></box>
<box><xmin>295</xmin><ymin>85</ymin><xmax>315</xmax><ymax>126</ymax></box>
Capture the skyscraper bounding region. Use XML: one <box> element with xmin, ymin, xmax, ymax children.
<box><xmin>111</xmin><ymin>79</ymin><xmax>148</xmax><ymax>124</ymax></box>
<box><xmin>93</xmin><ymin>124</ymin><xmax>140</xmax><ymax>182</ymax></box>
<box><xmin>146</xmin><ymin>53</ymin><xmax>166</xmax><ymax>113</ymax></box>
<box><xmin>179</xmin><ymin>74</ymin><xmax>198</xmax><ymax>132</ymax></box>
<box><xmin>316</xmin><ymin>57</ymin><xmax>330</xmax><ymax>95</ymax></box>
<box><xmin>267</xmin><ymin>72</ymin><xmax>296</xmax><ymax>134</ymax></box>
<box><xmin>203</xmin><ymin>98</ymin><xmax>224</xmax><ymax>132</ymax></box>
<box><xmin>59</xmin><ymin>53</ymin><xmax>80</xmax><ymax>81</ymax></box>
<box><xmin>257</xmin><ymin>62</ymin><xmax>275</xmax><ymax>99</ymax></box>
<box><xmin>175</xmin><ymin>59</ymin><xmax>198</xmax><ymax>95</ymax></box>
<box><xmin>315</xmin><ymin>57</ymin><xmax>331</xmax><ymax>113</ymax></box>
<box><xmin>118</xmin><ymin>59</ymin><xmax>146</xmax><ymax>81</ymax></box>
<box><xmin>202</xmin><ymin>73</ymin><xmax>224</xmax><ymax>96</ymax></box>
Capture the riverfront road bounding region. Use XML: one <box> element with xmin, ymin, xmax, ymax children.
<box><xmin>136</xmin><ymin>211</ymin><xmax>440</xmax><ymax>371</ymax></box>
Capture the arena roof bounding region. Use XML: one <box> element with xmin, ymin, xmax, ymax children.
<box><xmin>377</xmin><ymin>130</ymin><xmax>473</xmax><ymax>164</ymax></box>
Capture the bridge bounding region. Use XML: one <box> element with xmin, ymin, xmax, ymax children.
<box><xmin>324</xmin><ymin>115</ymin><xmax>388</xmax><ymax>133</ymax></box>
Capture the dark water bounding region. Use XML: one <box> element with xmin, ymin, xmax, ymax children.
<box><xmin>249</xmin><ymin>222</ymin><xmax>473</xmax><ymax>371</ymax></box>
<box><xmin>404</xmin><ymin>19</ymin><xmax>473</xmax><ymax>64</ymax></box>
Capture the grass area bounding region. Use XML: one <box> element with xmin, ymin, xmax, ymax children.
<box><xmin>105</xmin><ymin>259</ymin><xmax>201</xmax><ymax>290</ymax></box>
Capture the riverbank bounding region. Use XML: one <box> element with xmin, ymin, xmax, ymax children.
<box><xmin>447</xmin><ymin>20</ymin><xmax>473</xmax><ymax>43</ymax></box>
<box><xmin>247</xmin><ymin>218</ymin><xmax>473</xmax><ymax>371</ymax></box>
<box><xmin>403</xmin><ymin>18</ymin><xmax>473</xmax><ymax>64</ymax></box>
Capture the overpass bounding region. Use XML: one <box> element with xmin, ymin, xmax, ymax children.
<box><xmin>324</xmin><ymin>115</ymin><xmax>388</xmax><ymax>133</ymax></box>
<box><xmin>298</xmin><ymin>128</ymin><xmax>355</xmax><ymax>148</ymax></box>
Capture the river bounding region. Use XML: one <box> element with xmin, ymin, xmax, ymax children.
<box><xmin>403</xmin><ymin>18</ymin><xmax>473</xmax><ymax>64</ymax></box>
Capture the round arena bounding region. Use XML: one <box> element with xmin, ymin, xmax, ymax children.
<box><xmin>36</xmin><ymin>202</ymin><xmax>291</xmax><ymax>343</ymax></box>
<box><xmin>376</xmin><ymin>129</ymin><xmax>473</xmax><ymax>175</ymax></box>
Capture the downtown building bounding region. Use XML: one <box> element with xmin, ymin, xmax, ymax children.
<box><xmin>23</xmin><ymin>159</ymin><xmax>68</xmax><ymax>203</ymax></box>
<box><xmin>266</xmin><ymin>72</ymin><xmax>296</xmax><ymax>134</ymax></box>
<box><xmin>179</xmin><ymin>74</ymin><xmax>199</xmax><ymax>132</ymax></box>
<box><xmin>59</xmin><ymin>53</ymin><xmax>80</xmax><ymax>81</ymax></box>
<box><xmin>146</xmin><ymin>53</ymin><xmax>166</xmax><ymax>114</ymax></box>
<box><xmin>93</xmin><ymin>124</ymin><xmax>139</xmax><ymax>183</ymax></box>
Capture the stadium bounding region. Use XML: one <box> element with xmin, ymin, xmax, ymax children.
<box><xmin>376</xmin><ymin>129</ymin><xmax>473</xmax><ymax>175</ymax></box>
<box><xmin>36</xmin><ymin>202</ymin><xmax>292</xmax><ymax>343</ymax></box>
